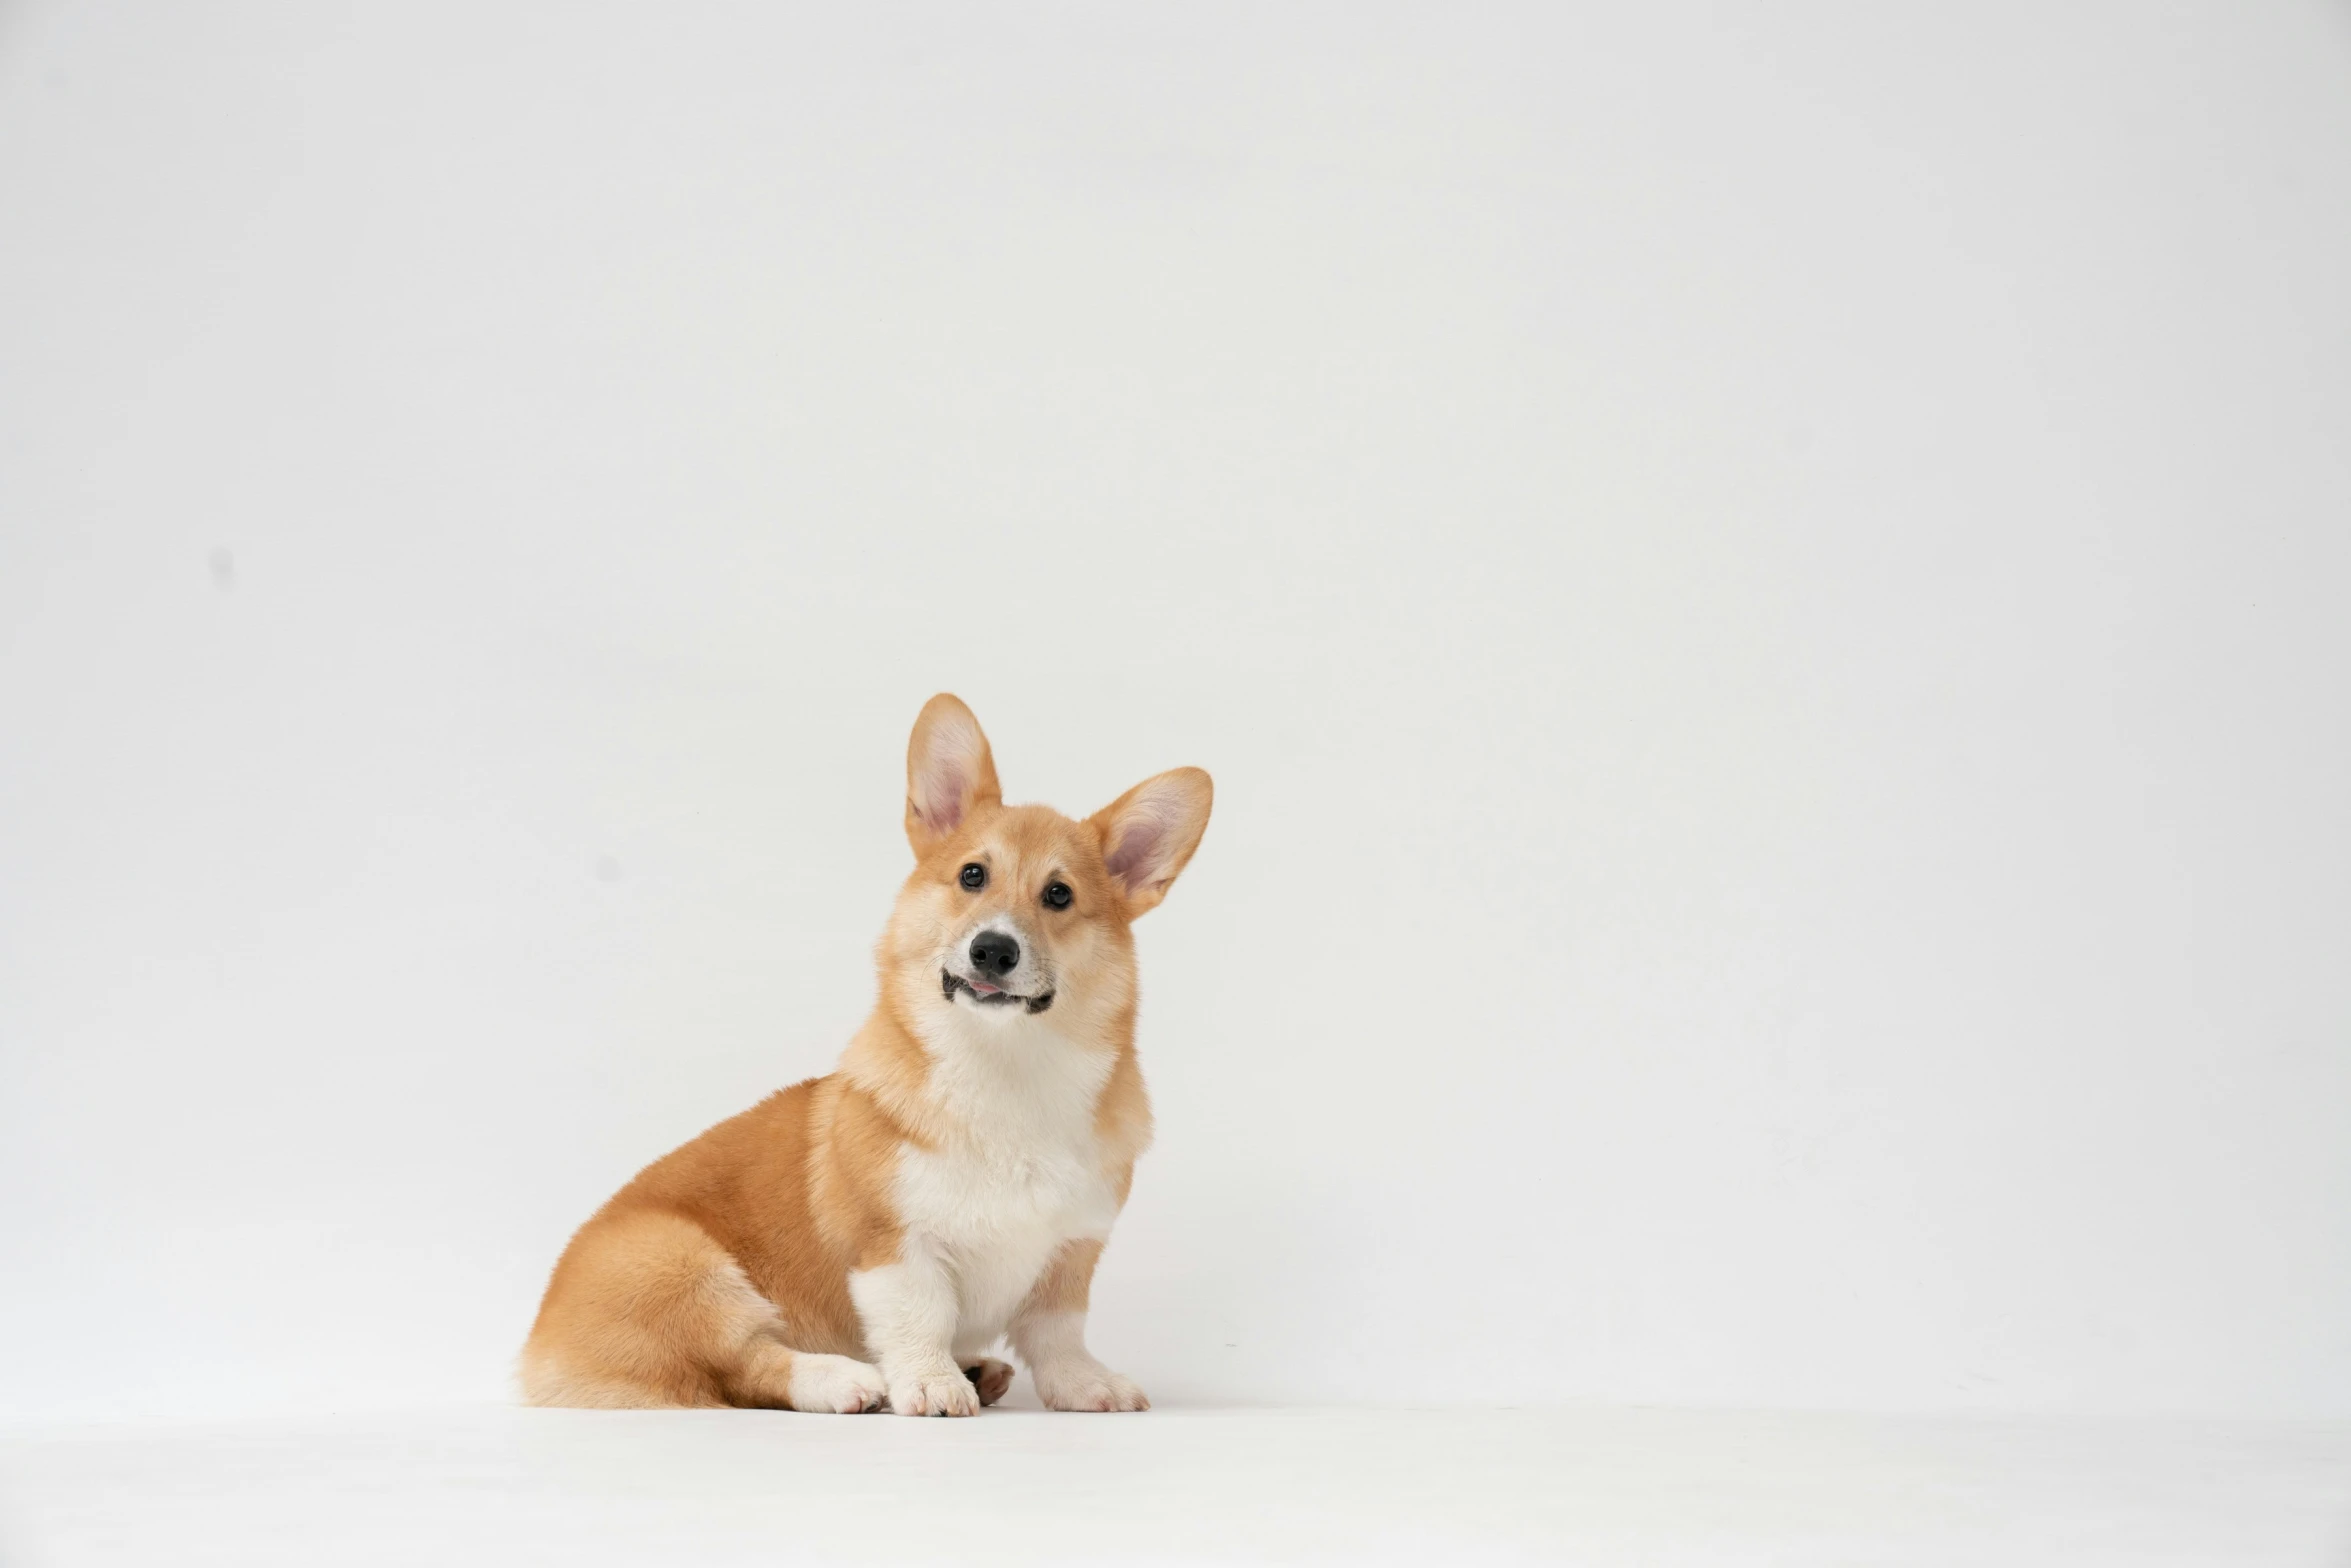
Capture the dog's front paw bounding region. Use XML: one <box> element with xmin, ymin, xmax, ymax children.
<box><xmin>963</xmin><ymin>1357</ymin><xmax>1014</xmax><ymax>1406</ymax></box>
<box><xmin>787</xmin><ymin>1354</ymin><xmax>887</xmax><ymax>1414</ymax></box>
<box><xmin>1033</xmin><ymin>1360</ymin><xmax>1149</xmax><ymax>1413</ymax></box>
<box><xmin>889</xmin><ymin>1363</ymin><xmax>982</xmax><ymax>1417</ymax></box>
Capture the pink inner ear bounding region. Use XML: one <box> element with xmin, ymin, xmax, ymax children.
<box><xmin>1105</xmin><ymin>821</ymin><xmax>1161</xmax><ymax>887</ymax></box>
<box><xmin>920</xmin><ymin>764</ymin><xmax>965</xmax><ymax>830</ymax></box>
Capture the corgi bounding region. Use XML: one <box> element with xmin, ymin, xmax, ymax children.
<box><xmin>519</xmin><ymin>694</ymin><xmax>1211</xmax><ymax>1415</ymax></box>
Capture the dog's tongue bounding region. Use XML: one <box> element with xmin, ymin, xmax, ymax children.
<box><xmin>969</xmin><ymin>979</ymin><xmax>1002</xmax><ymax>996</ymax></box>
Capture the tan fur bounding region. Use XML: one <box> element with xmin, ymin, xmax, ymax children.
<box><xmin>1023</xmin><ymin>1238</ymin><xmax>1107</xmax><ymax>1317</ymax></box>
<box><xmin>520</xmin><ymin>695</ymin><xmax>1208</xmax><ymax>1413</ymax></box>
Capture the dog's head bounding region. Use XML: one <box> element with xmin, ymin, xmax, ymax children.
<box><xmin>881</xmin><ymin>693</ymin><xmax>1210</xmax><ymax>1030</ymax></box>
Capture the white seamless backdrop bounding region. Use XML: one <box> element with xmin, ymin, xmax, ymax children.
<box><xmin>3</xmin><ymin>2</ymin><xmax>2348</xmax><ymax>1425</ymax></box>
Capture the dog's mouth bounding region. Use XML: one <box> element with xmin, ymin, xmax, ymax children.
<box><xmin>942</xmin><ymin>970</ymin><xmax>1055</xmax><ymax>1014</ymax></box>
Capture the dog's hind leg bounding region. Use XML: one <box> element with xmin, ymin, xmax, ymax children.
<box><xmin>724</xmin><ymin>1322</ymin><xmax>890</xmax><ymax>1414</ymax></box>
<box><xmin>962</xmin><ymin>1358</ymin><xmax>1015</xmax><ymax>1405</ymax></box>
<box><xmin>521</xmin><ymin>1207</ymin><xmax>885</xmax><ymax>1413</ymax></box>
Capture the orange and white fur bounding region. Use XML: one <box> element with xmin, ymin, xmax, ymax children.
<box><xmin>520</xmin><ymin>695</ymin><xmax>1210</xmax><ymax>1415</ymax></box>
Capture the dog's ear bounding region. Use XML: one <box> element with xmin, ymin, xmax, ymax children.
<box><xmin>1088</xmin><ymin>768</ymin><xmax>1213</xmax><ymax>919</ymax></box>
<box><xmin>906</xmin><ymin>694</ymin><xmax>1001</xmax><ymax>857</ymax></box>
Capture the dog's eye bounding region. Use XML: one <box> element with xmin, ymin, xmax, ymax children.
<box><xmin>1042</xmin><ymin>881</ymin><xmax>1072</xmax><ymax>909</ymax></box>
<box><xmin>959</xmin><ymin>863</ymin><xmax>987</xmax><ymax>891</ymax></box>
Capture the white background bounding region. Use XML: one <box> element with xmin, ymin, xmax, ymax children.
<box><xmin>3</xmin><ymin>2</ymin><xmax>2347</xmax><ymax>1427</ymax></box>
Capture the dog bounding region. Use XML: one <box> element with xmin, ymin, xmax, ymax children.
<box><xmin>519</xmin><ymin>694</ymin><xmax>1211</xmax><ymax>1415</ymax></box>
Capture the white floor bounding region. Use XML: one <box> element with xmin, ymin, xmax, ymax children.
<box><xmin>3</xmin><ymin>1404</ymin><xmax>2346</xmax><ymax>1566</ymax></box>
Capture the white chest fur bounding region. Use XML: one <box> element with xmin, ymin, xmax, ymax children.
<box><xmin>892</xmin><ymin>1010</ymin><xmax>1124</xmax><ymax>1350</ymax></box>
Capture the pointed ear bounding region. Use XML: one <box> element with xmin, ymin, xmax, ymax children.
<box><xmin>905</xmin><ymin>694</ymin><xmax>1001</xmax><ymax>857</ymax></box>
<box><xmin>1089</xmin><ymin>767</ymin><xmax>1213</xmax><ymax>919</ymax></box>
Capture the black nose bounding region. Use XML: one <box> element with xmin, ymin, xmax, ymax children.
<box><xmin>969</xmin><ymin>931</ymin><xmax>1021</xmax><ymax>977</ymax></box>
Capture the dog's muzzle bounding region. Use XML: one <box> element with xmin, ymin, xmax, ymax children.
<box><xmin>941</xmin><ymin>969</ymin><xmax>1055</xmax><ymax>1013</ymax></box>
